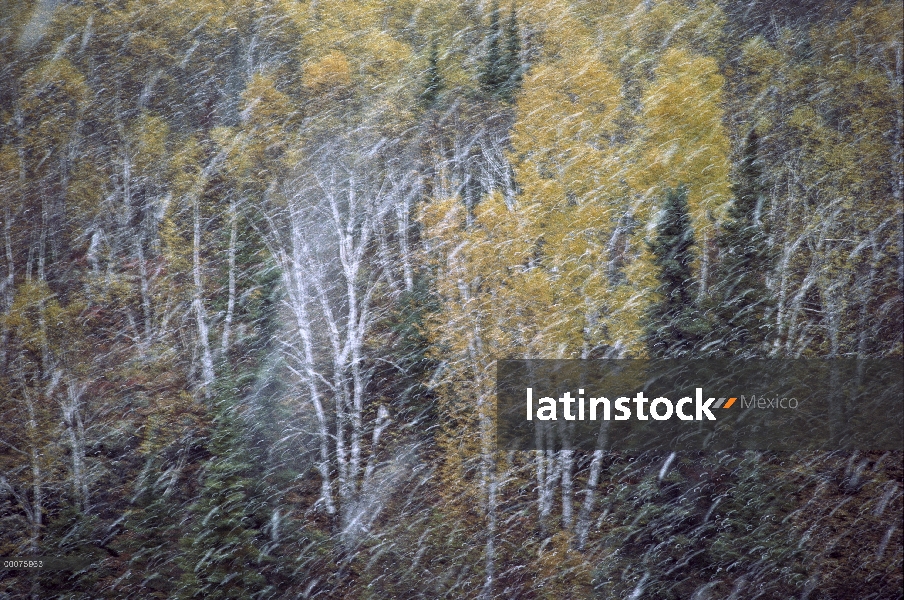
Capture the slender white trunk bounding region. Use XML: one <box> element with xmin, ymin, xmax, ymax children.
<box><xmin>37</xmin><ymin>195</ymin><xmax>50</xmax><ymax>373</ymax></box>
<box><xmin>772</xmin><ymin>240</ymin><xmax>789</xmax><ymax>357</ymax></box>
<box><xmin>376</xmin><ymin>218</ymin><xmax>402</xmax><ymax>294</ymax></box>
<box><xmin>535</xmin><ymin>421</ymin><xmax>558</xmax><ymax>524</ymax></box>
<box><xmin>122</xmin><ymin>152</ymin><xmax>131</xmax><ymax>230</ymax></box>
<box><xmin>220</xmin><ymin>196</ymin><xmax>238</xmax><ymax>356</ymax></box>
<box><xmin>284</xmin><ymin>264</ymin><xmax>336</xmax><ymax>515</ymax></box>
<box><xmin>774</xmin><ymin>217</ymin><xmax>809</xmax><ymax>357</ymax></box>
<box><xmin>477</xmin><ymin>383</ymin><xmax>497</xmax><ymax>600</ymax></box>
<box><xmin>179</xmin><ymin>145</ymin><xmax>230</xmax><ymax>392</ymax></box>
<box><xmin>560</xmin><ymin>448</ymin><xmax>574</xmax><ymax>530</ymax></box>
<box><xmin>307</xmin><ymin>233</ymin><xmax>352</xmax><ymax>510</ymax></box>
<box><xmin>856</xmin><ymin>234</ymin><xmax>881</xmax><ymax>358</ymax></box>
<box><xmin>63</xmin><ymin>379</ymin><xmax>89</xmax><ymax>512</ymax></box>
<box><xmin>265</xmin><ymin>154</ymin><xmax>405</xmax><ymax>539</ymax></box>
<box><xmin>893</xmin><ymin>45</ymin><xmax>903</xmax><ymax>286</ymax></box>
<box><xmin>481</xmin><ymin>468</ymin><xmax>497</xmax><ymax>600</ymax></box>
<box><xmin>535</xmin><ymin>427</ymin><xmax>551</xmax><ymax>521</ymax></box>
<box><xmin>30</xmin><ymin>443</ymin><xmax>42</xmax><ymax>553</ymax></box>
<box><xmin>136</xmin><ymin>233</ymin><xmax>152</xmax><ymax>345</ymax></box>
<box><xmin>193</xmin><ymin>192</ymin><xmax>214</xmax><ymax>393</ymax></box>
<box><xmin>575</xmin><ymin>449</ymin><xmax>605</xmax><ymax>550</ymax></box>
<box><xmin>23</xmin><ymin>389</ymin><xmax>42</xmax><ymax>554</ymax></box>
<box><xmin>345</xmin><ymin>256</ymin><xmax>362</xmax><ymax>500</ymax></box>
<box><xmin>699</xmin><ymin>229</ymin><xmax>709</xmax><ymax>298</ymax></box>
<box><xmin>362</xmin><ymin>405</ymin><xmax>390</xmax><ymax>491</ymax></box>
<box><xmin>396</xmin><ymin>190</ymin><xmax>414</xmax><ymax>292</ymax></box>
<box><xmin>0</xmin><ymin>204</ymin><xmax>13</xmax><ymax>368</ymax></box>
<box><xmin>544</xmin><ymin>447</ymin><xmax>560</xmax><ymax>520</ymax></box>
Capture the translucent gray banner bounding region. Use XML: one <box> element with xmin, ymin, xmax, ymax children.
<box><xmin>496</xmin><ymin>360</ymin><xmax>904</xmax><ymax>451</ymax></box>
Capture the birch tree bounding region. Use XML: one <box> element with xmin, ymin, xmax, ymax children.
<box><xmin>262</xmin><ymin>139</ymin><xmax>417</xmax><ymax>546</ymax></box>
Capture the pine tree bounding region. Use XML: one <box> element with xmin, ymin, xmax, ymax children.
<box><xmin>177</xmin><ymin>387</ymin><xmax>268</xmax><ymax>599</ymax></box>
<box><xmin>707</xmin><ymin>129</ymin><xmax>774</xmax><ymax>356</ymax></box>
<box><xmin>592</xmin><ymin>452</ymin><xmax>809</xmax><ymax>599</ymax></box>
<box><xmin>420</xmin><ymin>41</ymin><xmax>444</xmax><ymax>108</ymax></box>
<box><xmin>176</xmin><ymin>208</ymin><xmax>280</xmax><ymax>599</ymax></box>
<box><xmin>480</xmin><ymin>1</ymin><xmax>505</xmax><ymax>95</ymax></box>
<box><xmin>480</xmin><ymin>2</ymin><xmax>522</xmax><ymax>102</ymax></box>
<box><xmin>501</xmin><ymin>4</ymin><xmax>522</xmax><ymax>102</ymax></box>
<box><xmin>646</xmin><ymin>186</ymin><xmax>707</xmax><ymax>357</ymax></box>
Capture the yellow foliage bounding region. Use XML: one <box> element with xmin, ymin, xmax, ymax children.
<box><xmin>20</xmin><ymin>58</ymin><xmax>89</xmax><ymax>146</ymax></box>
<box><xmin>2</xmin><ymin>281</ymin><xmax>85</xmax><ymax>362</ymax></box>
<box><xmin>67</xmin><ymin>161</ymin><xmax>108</xmax><ymax>221</ymax></box>
<box><xmin>520</xmin><ymin>0</ymin><xmax>593</xmax><ymax>60</ymax></box>
<box><xmin>354</xmin><ymin>31</ymin><xmax>412</xmax><ymax>79</ymax></box>
<box><xmin>508</xmin><ymin>32</ymin><xmax>648</xmax><ymax>357</ymax></box>
<box><xmin>237</xmin><ymin>73</ymin><xmax>294</xmax><ymax>170</ymax></box>
<box><xmin>634</xmin><ymin>47</ymin><xmax>731</xmax><ymax>233</ymax></box>
<box><xmin>531</xmin><ymin>531</ymin><xmax>595</xmax><ymax>599</ymax></box>
<box><xmin>129</xmin><ymin>112</ymin><xmax>170</xmax><ymax>175</ymax></box>
<box><xmin>303</xmin><ymin>51</ymin><xmax>352</xmax><ymax>92</ymax></box>
<box><xmin>0</xmin><ymin>143</ymin><xmax>19</xmax><ymax>210</ymax></box>
<box><xmin>170</xmin><ymin>135</ymin><xmax>205</xmax><ymax>197</ymax></box>
<box><xmin>241</xmin><ymin>73</ymin><xmax>293</xmax><ymax>125</ymax></box>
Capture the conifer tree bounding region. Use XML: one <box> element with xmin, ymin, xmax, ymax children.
<box><xmin>593</xmin><ymin>452</ymin><xmax>809</xmax><ymax>598</ymax></box>
<box><xmin>646</xmin><ymin>186</ymin><xmax>706</xmax><ymax>357</ymax></box>
<box><xmin>707</xmin><ymin>129</ymin><xmax>774</xmax><ymax>356</ymax></box>
<box><xmin>177</xmin><ymin>385</ymin><xmax>268</xmax><ymax>599</ymax></box>
<box><xmin>176</xmin><ymin>207</ymin><xmax>281</xmax><ymax>599</ymax></box>
<box><xmin>480</xmin><ymin>1</ymin><xmax>522</xmax><ymax>102</ymax></box>
<box><xmin>501</xmin><ymin>5</ymin><xmax>522</xmax><ymax>102</ymax></box>
<box><xmin>480</xmin><ymin>1</ymin><xmax>505</xmax><ymax>95</ymax></box>
<box><xmin>420</xmin><ymin>41</ymin><xmax>444</xmax><ymax>108</ymax></box>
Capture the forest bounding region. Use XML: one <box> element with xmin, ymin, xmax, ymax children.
<box><xmin>0</xmin><ymin>0</ymin><xmax>902</xmax><ymax>598</ymax></box>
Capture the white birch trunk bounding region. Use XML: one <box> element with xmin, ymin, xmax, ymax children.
<box><xmin>263</xmin><ymin>150</ymin><xmax>412</xmax><ymax>537</ymax></box>
<box><xmin>0</xmin><ymin>204</ymin><xmax>13</xmax><ymax>368</ymax></box>
<box><xmin>220</xmin><ymin>196</ymin><xmax>238</xmax><ymax>356</ymax></box>
<box><xmin>560</xmin><ymin>448</ymin><xmax>574</xmax><ymax>530</ymax></box>
<box><xmin>575</xmin><ymin>449</ymin><xmax>604</xmax><ymax>549</ymax></box>
<box><xmin>62</xmin><ymin>378</ymin><xmax>89</xmax><ymax>512</ymax></box>
<box><xmin>193</xmin><ymin>191</ymin><xmax>214</xmax><ymax>392</ymax></box>
<box><xmin>28</xmin><ymin>400</ymin><xmax>42</xmax><ymax>554</ymax></box>
<box><xmin>281</xmin><ymin>249</ymin><xmax>336</xmax><ymax>515</ymax></box>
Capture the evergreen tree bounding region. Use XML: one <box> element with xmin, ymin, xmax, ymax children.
<box><xmin>480</xmin><ymin>1</ymin><xmax>504</xmax><ymax>94</ymax></box>
<box><xmin>480</xmin><ymin>2</ymin><xmax>522</xmax><ymax>102</ymax></box>
<box><xmin>420</xmin><ymin>41</ymin><xmax>444</xmax><ymax>108</ymax></box>
<box><xmin>176</xmin><ymin>379</ymin><xmax>271</xmax><ymax>599</ymax></box>
<box><xmin>706</xmin><ymin>129</ymin><xmax>774</xmax><ymax>356</ymax></box>
<box><xmin>646</xmin><ymin>186</ymin><xmax>707</xmax><ymax>357</ymax></box>
<box><xmin>592</xmin><ymin>452</ymin><xmax>809</xmax><ymax>599</ymax></box>
<box><xmin>501</xmin><ymin>4</ymin><xmax>523</xmax><ymax>102</ymax></box>
<box><xmin>176</xmin><ymin>212</ymin><xmax>281</xmax><ymax>599</ymax></box>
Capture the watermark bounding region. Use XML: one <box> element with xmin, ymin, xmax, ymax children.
<box><xmin>0</xmin><ymin>556</ymin><xmax>93</xmax><ymax>571</ymax></box>
<box><xmin>525</xmin><ymin>388</ymin><xmax>750</xmax><ymax>421</ymax></box>
<box><xmin>524</xmin><ymin>389</ymin><xmax>800</xmax><ymax>422</ymax></box>
<box><xmin>497</xmin><ymin>359</ymin><xmax>902</xmax><ymax>452</ymax></box>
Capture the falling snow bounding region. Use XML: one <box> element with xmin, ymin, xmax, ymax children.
<box><xmin>0</xmin><ymin>1</ymin><xmax>901</xmax><ymax>598</ymax></box>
